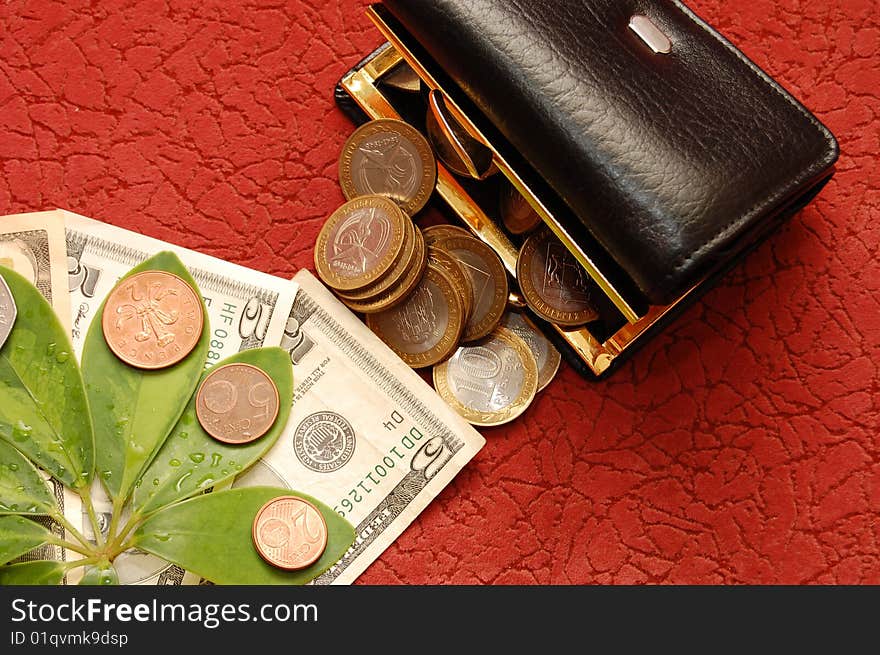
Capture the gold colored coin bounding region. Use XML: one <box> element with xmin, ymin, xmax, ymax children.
<box><xmin>366</xmin><ymin>263</ymin><xmax>465</xmax><ymax>369</ymax></box>
<box><xmin>517</xmin><ymin>229</ymin><xmax>600</xmax><ymax>327</ymax></box>
<box><xmin>433</xmin><ymin>326</ymin><xmax>538</xmax><ymax>427</ymax></box>
<box><xmin>314</xmin><ymin>195</ymin><xmax>408</xmax><ymax>292</ymax></box>
<box><xmin>196</xmin><ymin>363</ymin><xmax>280</xmax><ymax>445</ymax></box>
<box><xmin>427</xmin><ymin>245</ymin><xmax>473</xmax><ymax>323</ymax></box>
<box><xmin>422</xmin><ymin>224</ymin><xmax>472</xmax><ymax>246</ymax></box>
<box><xmin>433</xmin><ymin>234</ymin><xmax>508</xmax><ymax>342</ymax></box>
<box><xmin>342</xmin><ymin>228</ymin><xmax>428</xmax><ymax>315</ymax></box>
<box><xmin>335</xmin><ymin>216</ymin><xmax>416</xmax><ymax>302</ymax></box>
<box><xmin>501</xmin><ymin>310</ymin><xmax>562</xmax><ymax>392</ymax></box>
<box><xmin>101</xmin><ymin>270</ymin><xmax>204</xmax><ymax>370</ymax></box>
<box><xmin>339</xmin><ymin>118</ymin><xmax>437</xmax><ymax>217</ymax></box>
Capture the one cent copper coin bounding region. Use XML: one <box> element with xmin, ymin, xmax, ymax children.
<box><xmin>196</xmin><ymin>363</ymin><xmax>280</xmax><ymax>445</ymax></box>
<box><xmin>314</xmin><ymin>195</ymin><xmax>408</xmax><ymax>292</ymax></box>
<box><xmin>499</xmin><ymin>183</ymin><xmax>542</xmax><ymax>235</ymax></box>
<box><xmin>101</xmin><ymin>270</ymin><xmax>204</xmax><ymax>370</ymax></box>
<box><xmin>366</xmin><ymin>263</ymin><xmax>465</xmax><ymax>369</ymax></box>
<box><xmin>339</xmin><ymin>118</ymin><xmax>437</xmax><ymax>216</ymax></box>
<box><xmin>434</xmin><ymin>234</ymin><xmax>508</xmax><ymax>342</ymax></box>
<box><xmin>252</xmin><ymin>496</ymin><xmax>328</xmax><ymax>571</ymax></box>
<box><xmin>517</xmin><ymin>229</ymin><xmax>600</xmax><ymax>327</ymax></box>
<box><xmin>433</xmin><ymin>326</ymin><xmax>539</xmax><ymax>427</ymax></box>
<box><xmin>342</xmin><ymin>226</ymin><xmax>427</xmax><ymax>315</ymax></box>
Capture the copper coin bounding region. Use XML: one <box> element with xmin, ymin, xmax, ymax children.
<box><xmin>499</xmin><ymin>183</ymin><xmax>542</xmax><ymax>235</ymax></box>
<box><xmin>101</xmin><ymin>270</ymin><xmax>204</xmax><ymax>370</ymax></box>
<box><xmin>517</xmin><ymin>229</ymin><xmax>600</xmax><ymax>327</ymax></box>
<box><xmin>422</xmin><ymin>224</ymin><xmax>472</xmax><ymax>246</ymax></box>
<box><xmin>339</xmin><ymin>119</ymin><xmax>437</xmax><ymax>216</ymax></box>
<box><xmin>196</xmin><ymin>363</ymin><xmax>280</xmax><ymax>444</ymax></box>
<box><xmin>252</xmin><ymin>496</ymin><xmax>328</xmax><ymax>571</ymax></box>
<box><xmin>342</xmin><ymin>227</ymin><xmax>428</xmax><ymax>314</ymax></box>
<box><xmin>433</xmin><ymin>326</ymin><xmax>539</xmax><ymax>427</ymax></box>
<box><xmin>501</xmin><ymin>311</ymin><xmax>562</xmax><ymax>392</ymax></box>
<box><xmin>366</xmin><ymin>263</ymin><xmax>465</xmax><ymax>368</ymax></box>
<box><xmin>427</xmin><ymin>245</ymin><xmax>473</xmax><ymax>322</ymax></box>
<box><xmin>433</xmin><ymin>235</ymin><xmax>508</xmax><ymax>342</ymax></box>
<box><xmin>335</xmin><ymin>216</ymin><xmax>416</xmax><ymax>302</ymax></box>
<box><xmin>314</xmin><ymin>195</ymin><xmax>408</xmax><ymax>292</ymax></box>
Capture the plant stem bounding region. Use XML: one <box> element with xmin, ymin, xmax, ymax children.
<box><xmin>47</xmin><ymin>537</ymin><xmax>94</xmax><ymax>558</ymax></box>
<box><xmin>63</xmin><ymin>555</ymin><xmax>100</xmax><ymax>572</ymax></box>
<box><xmin>78</xmin><ymin>485</ymin><xmax>106</xmax><ymax>549</ymax></box>
<box><xmin>48</xmin><ymin>509</ymin><xmax>93</xmax><ymax>550</ymax></box>
<box><xmin>105</xmin><ymin>498</ymin><xmax>124</xmax><ymax>549</ymax></box>
<box><xmin>106</xmin><ymin>511</ymin><xmax>142</xmax><ymax>556</ymax></box>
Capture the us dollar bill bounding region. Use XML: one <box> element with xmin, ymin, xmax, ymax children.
<box><xmin>235</xmin><ymin>271</ymin><xmax>486</xmax><ymax>584</ymax></box>
<box><xmin>0</xmin><ymin>210</ymin><xmax>80</xmax><ymax>582</ymax></box>
<box><xmin>58</xmin><ymin>210</ymin><xmax>299</xmax><ymax>585</ymax></box>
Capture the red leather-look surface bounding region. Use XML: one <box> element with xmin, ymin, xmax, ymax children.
<box><xmin>1</xmin><ymin>0</ymin><xmax>877</xmax><ymax>584</ymax></box>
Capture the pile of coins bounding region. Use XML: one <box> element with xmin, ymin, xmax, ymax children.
<box><xmin>315</xmin><ymin>114</ymin><xmax>598</xmax><ymax>426</ymax></box>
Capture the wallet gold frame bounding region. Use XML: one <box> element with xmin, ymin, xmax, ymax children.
<box><xmin>340</xmin><ymin>10</ymin><xmax>698</xmax><ymax>377</ymax></box>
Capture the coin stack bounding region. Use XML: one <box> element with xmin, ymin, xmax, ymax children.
<box><xmin>314</xmin><ymin>116</ymin><xmax>576</xmax><ymax>426</ymax></box>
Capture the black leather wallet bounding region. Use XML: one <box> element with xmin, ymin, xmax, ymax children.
<box><xmin>335</xmin><ymin>0</ymin><xmax>839</xmax><ymax>379</ymax></box>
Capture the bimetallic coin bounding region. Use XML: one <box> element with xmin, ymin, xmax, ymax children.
<box><xmin>434</xmin><ymin>235</ymin><xmax>508</xmax><ymax>342</ymax></box>
<box><xmin>502</xmin><ymin>311</ymin><xmax>562</xmax><ymax>392</ymax></box>
<box><xmin>366</xmin><ymin>264</ymin><xmax>465</xmax><ymax>369</ymax></box>
<box><xmin>517</xmin><ymin>229</ymin><xmax>600</xmax><ymax>327</ymax></box>
<box><xmin>0</xmin><ymin>274</ymin><xmax>16</xmax><ymax>351</ymax></box>
<box><xmin>342</xmin><ymin>227</ymin><xmax>428</xmax><ymax>315</ymax></box>
<box><xmin>101</xmin><ymin>270</ymin><xmax>204</xmax><ymax>370</ymax></box>
<box><xmin>426</xmin><ymin>91</ymin><xmax>495</xmax><ymax>181</ymax></box>
<box><xmin>252</xmin><ymin>496</ymin><xmax>328</xmax><ymax>571</ymax></box>
<box><xmin>433</xmin><ymin>326</ymin><xmax>538</xmax><ymax>427</ymax></box>
<box><xmin>314</xmin><ymin>195</ymin><xmax>408</xmax><ymax>292</ymax></box>
<box><xmin>196</xmin><ymin>363</ymin><xmax>280</xmax><ymax>445</ymax></box>
<box><xmin>500</xmin><ymin>183</ymin><xmax>542</xmax><ymax>235</ymax></box>
<box><xmin>335</xmin><ymin>216</ymin><xmax>415</xmax><ymax>302</ymax></box>
<box><xmin>339</xmin><ymin>119</ymin><xmax>437</xmax><ymax>216</ymax></box>
<box><xmin>422</xmin><ymin>224</ymin><xmax>472</xmax><ymax>246</ymax></box>
<box><xmin>427</xmin><ymin>245</ymin><xmax>473</xmax><ymax>323</ymax></box>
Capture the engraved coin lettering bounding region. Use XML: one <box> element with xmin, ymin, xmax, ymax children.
<box><xmin>252</xmin><ymin>496</ymin><xmax>328</xmax><ymax>571</ymax></box>
<box><xmin>101</xmin><ymin>270</ymin><xmax>204</xmax><ymax>370</ymax></box>
<box><xmin>196</xmin><ymin>363</ymin><xmax>280</xmax><ymax>445</ymax></box>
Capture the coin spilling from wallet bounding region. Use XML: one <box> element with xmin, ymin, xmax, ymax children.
<box><xmin>314</xmin><ymin>116</ymin><xmax>601</xmax><ymax>426</ymax></box>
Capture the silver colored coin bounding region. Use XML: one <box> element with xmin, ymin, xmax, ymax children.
<box><xmin>501</xmin><ymin>311</ymin><xmax>561</xmax><ymax>392</ymax></box>
<box><xmin>0</xmin><ymin>274</ymin><xmax>17</xmax><ymax>351</ymax></box>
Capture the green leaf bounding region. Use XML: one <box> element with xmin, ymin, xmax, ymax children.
<box><xmin>132</xmin><ymin>487</ymin><xmax>356</xmax><ymax>585</ymax></box>
<box><xmin>0</xmin><ymin>560</ymin><xmax>66</xmax><ymax>585</ymax></box>
<box><xmin>133</xmin><ymin>348</ymin><xmax>293</xmax><ymax>515</ymax></box>
<box><xmin>0</xmin><ymin>441</ymin><xmax>57</xmax><ymax>515</ymax></box>
<box><xmin>0</xmin><ymin>265</ymin><xmax>94</xmax><ymax>489</ymax></box>
<box><xmin>79</xmin><ymin>563</ymin><xmax>119</xmax><ymax>585</ymax></box>
<box><xmin>81</xmin><ymin>252</ymin><xmax>209</xmax><ymax>504</ymax></box>
<box><xmin>0</xmin><ymin>516</ymin><xmax>53</xmax><ymax>565</ymax></box>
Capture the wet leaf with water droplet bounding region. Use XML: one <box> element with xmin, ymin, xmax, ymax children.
<box><xmin>81</xmin><ymin>252</ymin><xmax>209</xmax><ymax>504</ymax></box>
<box><xmin>0</xmin><ymin>265</ymin><xmax>94</xmax><ymax>489</ymax></box>
<box><xmin>0</xmin><ymin>560</ymin><xmax>66</xmax><ymax>585</ymax></box>
<box><xmin>0</xmin><ymin>441</ymin><xmax>56</xmax><ymax>516</ymax></box>
<box><xmin>0</xmin><ymin>515</ymin><xmax>53</xmax><ymax>565</ymax></box>
<box><xmin>133</xmin><ymin>487</ymin><xmax>355</xmax><ymax>585</ymax></box>
<box><xmin>79</xmin><ymin>563</ymin><xmax>119</xmax><ymax>585</ymax></box>
<box><xmin>132</xmin><ymin>348</ymin><xmax>293</xmax><ymax>515</ymax></box>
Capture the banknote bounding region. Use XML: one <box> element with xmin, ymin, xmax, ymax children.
<box><xmin>59</xmin><ymin>210</ymin><xmax>300</xmax><ymax>585</ymax></box>
<box><xmin>0</xmin><ymin>211</ymin><xmax>80</xmax><ymax>582</ymax></box>
<box><xmin>234</xmin><ymin>271</ymin><xmax>486</xmax><ymax>584</ymax></box>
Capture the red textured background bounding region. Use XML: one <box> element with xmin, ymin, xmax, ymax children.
<box><xmin>1</xmin><ymin>0</ymin><xmax>878</xmax><ymax>584</ymax></box>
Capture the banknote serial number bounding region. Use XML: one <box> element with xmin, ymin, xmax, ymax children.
<box><xmin>333</xmin><ymin>411</ymin><xmax>450</xmax><ymax>518</ymax></box>
<box><xmin>204</xmin><ymin>299</ymin><xmax>238</xmax><ymax>365</ymax></box>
